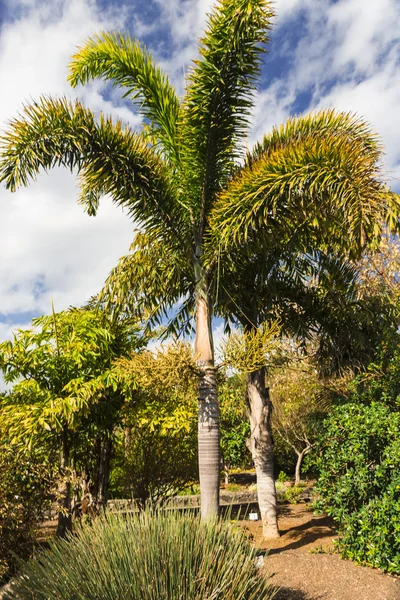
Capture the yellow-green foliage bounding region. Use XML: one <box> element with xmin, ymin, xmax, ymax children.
<box><xmin>109</xmin><ymin>343</ymin><xmax>199</xmax><ymax>504</ymax></box>
<box><xmin>115</xmin><ymin>342</ymin><xmax>198</xmax><ymax>434</ymax></box>
<box><xmin>221</xmin><ymin>320</ymin><xmax>281</xmax><ymax>373</ymax></box>
<box><xmin>269</xmin><ymin>357</ymin><xmax>329</xmax><ymax>456</ymax></box>
<box><xmin>0</xmin><ymin>309</ymin><xmax>140</xmax><ymax>446</ymax></box>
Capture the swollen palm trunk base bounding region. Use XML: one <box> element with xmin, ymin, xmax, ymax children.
<box><xmin>198</xmin><ymin>364</ymin><xmax>220</xmax><ymax>519</ymax></box>
<box><xmin>247</xmin><ymin>368</ymin><xmax>279</xmax><ymax>538</ymax></box>
<box><xmin>195</xmin><ymin>290</ymin><xmax>220</xmax><ymax>519</ymax></box>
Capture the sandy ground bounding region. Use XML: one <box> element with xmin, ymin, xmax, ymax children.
<box><xmin>243</xmin><ymin>504</ymin><xmax>400</xmax><ymax>600</ymax></box>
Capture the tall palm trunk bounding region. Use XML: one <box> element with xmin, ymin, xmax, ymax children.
<box><xmin>195</xmin><ymin>277</ymin><xmax>220</xmax><ymax>519</ymax></box>
<box><xmin>247</xmin><ymin>367</ymin><xmax>279</xmax><ymax>538</ymax></box>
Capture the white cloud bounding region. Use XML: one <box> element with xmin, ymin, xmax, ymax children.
<box><xmin>0</xmin><ymin>0</ymin><xmax>140</xmax><ymax>327</ymax></box>
<box><xmin>249</xmin><ymin>80</ymin><xmax>297</xmax><ymax>146</ymax></box>
<box><xmin>327</xmin><ymin>0</ymin><xmax>400</xmax><ymax>76</ymax></box>
<box><xmin>154</xmin><ymin>0</ymin><xmax>214</xmax><ymax>46</ymax></box>
<box><xmin>0</xmin><ymin>167</ymin><xmax>135</xmax><ymax>315</ymax></box>
<box><xmin>248</xmin><ymin>0</ymin><xmax>400</xmax><ymax>190</ymax></box>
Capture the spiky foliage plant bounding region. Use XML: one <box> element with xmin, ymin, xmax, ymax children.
<box><xmin>4</xmin><ymin>510</ymin><xmax>274</xmax><ymax>600</ymax></box>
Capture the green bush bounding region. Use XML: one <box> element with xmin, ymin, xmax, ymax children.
<box><xmin>314</xmin><ymin>402</ymin><xmax>400</xmax><ymax>574</ymax></box>
<box><xmin>0</xmin><ymin>444</ymin><xmax>53</xmax><ymax>583</ymax></box>
<box><xmin>281</xmin><ymin>485</ymin><xmax>302</xmax><ymax>504</ymax></box>
<box><xmin>109</xmin><ymin>423</ymin><xmax>198</xmax><ymax>506</ymax></box>
<box><xmin>225</xmin><ymin>483</ymin><xmax>242</xmax><ymax>492</ymax></box>
<box><xmin>4</xmin><ymin>511</ymin><xmax>274</xmax><ymax>600</ymax></box>
<box><xmin>219</xmin><ymin>375</ymin><xmax>252</xmax><ymax>472</ymax></box>
<box><xmin>277</xmin><ymin>470</ymin><xmax>290</xmax><ymax>483</ymax></box>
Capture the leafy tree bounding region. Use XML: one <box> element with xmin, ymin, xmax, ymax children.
<box><xmin>111</xmin><ymin>418</ymin><xmax>198</xmax><ymax>507</ymax></box>
<box><xmin>269</xmin><ymin>358</ymin><xmax>328</xmax><ymax>484</ymax></box>
<box><xmin>1</xmin><ymin>0</ymin><xmax>398</xmax><ymax>528</ymax></box>
<box><xmin>0</xmin><ymin>309</ymin><xmax>142</xmax><ymax>536</ymax></box>
<box><xmin>110</xmin><ymin>343</ymin><xmax>198</xmax><ymax>506</ymax></box>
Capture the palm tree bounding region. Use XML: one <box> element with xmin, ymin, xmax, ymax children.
<box><xmin>0</xmin><ymin>0</ymin><xmax>398</xmax><ymax>525</ymax></box>
<box><xmin>102</xmin><ymin>224</ymin><xmax>387</xmax><ymax>538</ymax></box>
<box><xmin>214</xmin><ymin>241</ymin><xmax>367</xmax><ymax>536</ymax></box>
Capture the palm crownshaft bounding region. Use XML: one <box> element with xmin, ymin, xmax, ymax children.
<box><xmin>0</xmin><ymin>0</ymin><xmax>398</xmax><ymax>525</ymax></box>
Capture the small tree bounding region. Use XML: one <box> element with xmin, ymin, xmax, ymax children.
<box><xmin>0</xmin><ymin>309</ymin><xmax>142</xmax><ymax>536</ymax></box>
<box><xmin>111</xmin><ymin>343</ymin><xmax>198</xmax><ymax>505</ymax></box>
<box><xmin>269</xmin><ymin>358</ymin><xmax>329</xmax><ymax>484</ymax></box>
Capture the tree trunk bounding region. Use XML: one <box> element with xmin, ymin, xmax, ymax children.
<box><xmin>223</xmin><ymin>456</ymin><xmax>229</xmax><ymax>486</ymax></box>
<box><xmin>195</xmin><ymin>282</ymin><xmax>220</xmax><ymax>520</ymax></box>
<box><xmin>247</xmin><ymin>367</ymin><xmax>279</xmax><ymax>538</ymax></box>
<box><xmin>96</xmin><ymin>435</ymin><xmax>112</xmax><ymax>511</ymax></box>
<box><xmin>124</xmin><ymin>425</ymin><xmax>132</xmax><ymax>456</ymax></box>
<box><xmin>56</xmin><ymin>427</ymin><xmax>72</xmax><ymax>538</ymax></box>
<box><xmin>295</xmin><ymin>446</ymin><xmax>311</xmax><ymax>486</ymax></box>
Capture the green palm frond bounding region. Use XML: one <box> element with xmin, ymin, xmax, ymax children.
<box><xmin>309</xmin><ymin>250</ymin><xmax>359</xmax><ymax>296</ymax></box>
<box><xmin>163</xmin><ymin>294</ymin><xmax>196</xmax><ymax>339</ymax></box>
<box><xmin>181</xmin><ymin>0</ymin><xmax>274</xmax><ymax>232</ymax></box>
<box><xmin>246</xmin><ymin>110</ymin><xmax>382</xmax><ymax>168</ymax></box>
<box><xmin>68</xmin><ymin>31</ymin><xmax>180</xmax><ymax>164</ymax></box>
<box><xmin>100</xmin><ymin>232</ymin><xmax>194</xmax><ymax>330</ymax></box>
<box><xmin>210</xmin><ymin>118</ymin><xmax>394</xmax><ymax>256</ymax></box>
<box><xmin>0</xmin><ymin>96</ymin><xmax>186</xmax><ymax>243</ymax></box>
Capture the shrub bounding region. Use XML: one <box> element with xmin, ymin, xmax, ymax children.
<box><xmin>225</xmin><ymin>483</ymin><xmax>242</xmax><ymax>492</ymax></box>
<box><xmin>277</xmin><ymin>470</ymin><xmax>290</xmax><ymax>483</ymax></box>
<box><xmin>0</xmin><ymin>444</ymin><xmax>53</xmax><ymax>583</ymax></box>
<box><xmin>4</xmin><ymin>511</ymin><xmax>274</xmax><ymax>600</ymax></box>
<box><xmin>281</xmin><ymin>485</ymin><xmax>302</xmax><ymax>505</ymax></box>
<box><xmin>110</xmin><ymin>424</ymin><xmax>198</xmax><ymax>506</ymax></box>
<box><xmin>314</xmin><ymin>402</ymin><xmax>400</xmax><ymax>574</ymax></box>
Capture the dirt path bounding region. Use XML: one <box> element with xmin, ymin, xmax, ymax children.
<box><xmin>243</xmin><ymin>504</ymin><xmax>399</xmax><ymax>600</ymax></box>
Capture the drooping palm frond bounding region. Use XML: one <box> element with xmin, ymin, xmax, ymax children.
<box><xmin>308</xmin><ymin>250</ymin><xmax>360</xmax><ymax>296</ymax></box>
<box><xmin>0</xmin><ymin>96</ymin><xmax>188</xmax><ymax>246</ymax></box>
<box><xmin>100</xmin><ymin>231</ymin><xmax>194</xmax><ymax>334</ymax></box>
<box><xmin>181</xmin><ymin>0</ymin><xmax>274</xmax><ymax>235</ymax></box>
<box><xmin>210</xmin><ymin>119</ymin><xmax>396</xmax><ymax>256</ymax></box>
<box><xmin>68</xmin><ymin>31</ymin><xmax>181</xmax><ymax>165</ymax></box>
<box><xmin>246</xmin><ymin>110</ymin><xmax>382</xmax><ymax>168</ymax></box>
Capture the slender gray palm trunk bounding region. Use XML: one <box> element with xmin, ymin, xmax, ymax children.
<box><xmin>247</xmin><ymin>367</ymin><xmax>280</xmax><ymax>538</ymax></box>
<box><xmin>195</xmin><ymin>281</ymin><xmax>220</xmax><ymax>519</ymax></box>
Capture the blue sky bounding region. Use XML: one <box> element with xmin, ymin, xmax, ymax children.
<box><xmin>0</xmin><ymin>0</ymin><xmax>399</xmax><ymax>344</ymax></box>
